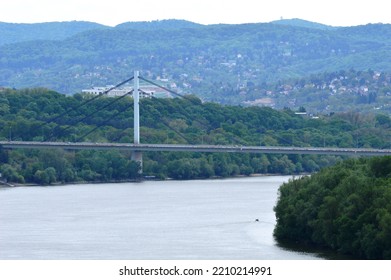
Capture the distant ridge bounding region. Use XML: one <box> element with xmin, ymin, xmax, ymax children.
<box><xmin>0</xmin><ymin>19</ymin><xmax>202</xmax><ymax>46</ymax></box>
<box><xmin>115</xmin><ymin>19</ymin><xmax>202</xmax><ymax>30</ymax></box>
<box><xmin>271</xmin><ymin>18</ymin><xmax>338</xmax><ymax>30</ymax></box>
<box><xmin>0</xmin><ymin>21</ymin><xmax>108</xmax><ymax>46</ymax></box>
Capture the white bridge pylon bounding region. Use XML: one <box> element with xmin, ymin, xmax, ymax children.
<box><xmin>131</xmin><ymin>70</ymin><xmax>142</xmax><ymax>170</ymax></box>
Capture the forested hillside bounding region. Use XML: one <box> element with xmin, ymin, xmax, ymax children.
<box><xmin>243</xmin><ymin>69</ymin><xmax>391</xmax><ymax>114</ymax></box>
<box><xmin>274</xmin><ymin>156</ymin><xmax>391</xmax><ymax>259</ymax></box>
<box><xmin>2</xmin><ymin>20</ymin><xmax>391</xmax><ymax>110</ymax></box>
<box><xmin>0</xmin><ymin>88</ymin><xmax>390</xmax><ymax>184</ymax></box>
<box><xmin>0</xmin><ymin>21</ymin><xmax>107</xmax><ymax>45</ymax></box>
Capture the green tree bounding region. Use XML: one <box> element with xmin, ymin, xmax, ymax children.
<box><xmin>274</xmin><ymin>157</ymin><xmax>391</xmax><ymax>259</ymax></box>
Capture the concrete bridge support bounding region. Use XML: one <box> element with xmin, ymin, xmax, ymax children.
<box><xmin>131</xmin><ymin>70</ymin><xmax>142</xmax><ymax>172</ymax></box>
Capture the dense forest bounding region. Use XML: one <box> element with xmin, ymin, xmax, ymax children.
<box><xmin>2</xmin><ymin>19</ymin><xmax>391</xmax><ymax>109</ymax></box>
<box><xmin>0</xmin><ymin>88</ymin><xmax>390</xmax><ymax>185</ymax></box>
<box><xmin>274</xmin><ymin>156</ymin><xmax>391</xmax><ymax>259</ymax></box>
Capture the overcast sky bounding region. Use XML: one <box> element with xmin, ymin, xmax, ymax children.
<box><xmin>1</xmin><ymin>0</ymin><xmax>390</xmax><ymax>27</ymax></box>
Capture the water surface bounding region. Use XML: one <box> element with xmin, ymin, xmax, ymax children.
<box><xmin>0</xmin><ymin>176</ymin><xmax>321</xmax><ymax>259</ymax></box>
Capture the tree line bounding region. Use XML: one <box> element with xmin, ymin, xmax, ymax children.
<box><xmin>0</xmin><ymin>88</ymin><xmax>390</xmax><ymax>184</ymax></box>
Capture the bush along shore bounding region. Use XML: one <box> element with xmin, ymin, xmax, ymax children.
<box><xmin>274</xmin><ymin>156</ymin><xmax>391</xmax><ymax>259</ymax></box>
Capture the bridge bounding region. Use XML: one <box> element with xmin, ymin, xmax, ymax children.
<box><xmin>1</xmin><ymin>141</ymin><xmax>391</xmax><ymax>157</ymax></box>
<box><xmin>1</xmin><ymin>71</ymin><xmax>391</xmax><ymax>174</ymax></box>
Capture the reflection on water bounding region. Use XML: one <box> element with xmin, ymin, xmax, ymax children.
<box><xmin>0</xmin><ymin>176</ymin><xmax>321</xmax><ymax>260</ymax></box>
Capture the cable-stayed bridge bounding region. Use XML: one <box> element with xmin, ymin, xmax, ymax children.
<box><xmin>1</xmin><ymin>71</ymin><xmax>391</xmax><ymax>173</ymax></box>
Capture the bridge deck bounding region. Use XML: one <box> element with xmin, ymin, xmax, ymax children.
<box><xmin>1</xmin><ymin>141</ymin><xmax>391</xmax><ymax>156</ymax></box>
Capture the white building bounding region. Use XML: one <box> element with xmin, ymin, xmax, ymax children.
<box><xmin>82</xmin><ymin>86</ymin><xmax>155</xmax><ymax>98</ymax></box>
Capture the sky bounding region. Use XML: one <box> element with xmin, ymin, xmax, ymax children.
<box><xmin>1</xmin><ymin>0</ymin><xmax>390</xmax><ymax>27</ymax></box>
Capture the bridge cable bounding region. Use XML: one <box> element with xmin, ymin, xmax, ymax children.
<box><xmin>75</xmin><ymin>93</ymin><xmax>133</xmax><ymax>142</ymax></box>
<box><xmin>140</xmin><ymin>76</ymin><xmax>247</xmax><ymax>145</ymax></box>
<box><xmin>18</xmin><ymin>77</ymin><xmax>134</xmax><ymax>141</ymax></box>
<box><xmin>139</xmin><ymin>90</ymin><xmax>193</xmax><ymax>144</ymax></box>
<box><xmin>6</xmin><ymin>76</ymin><xmax>135</xmax><ymax>142</ymax></box>
<box><xmin>75</xmin><ymin>89</ymin><xmax>192</xmax><ymax>143</ymax></box>
<box><xmin>45</xmin><ymin>90</ymin><xmax>134</xmax><ymax>141</ymax></box>
<box><xmin>39</xmin><ymin>76</ymin><xmax>134</xmax><ymax>131</ymax></box>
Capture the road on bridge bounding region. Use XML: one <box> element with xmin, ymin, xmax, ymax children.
<box><xmin>1</xmin><ymin>141</ymin><xmax>391</xmax><ymax>156</ymax></box>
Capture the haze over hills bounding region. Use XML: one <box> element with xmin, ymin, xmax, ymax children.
<box><xmin>271</xmin><ymin>18</ymin><xmax>338</xmax><ymax>30</ymax></box>
<box><xmin>0</xmin><ymin>21</ymin><xmax>108</xmax><ymax>45</ymax></box>
<box><xmin>1</xmin><ymin>19</ymin><xmax>391</xmax><ymax>113</ymax></box>
<box><xmin>0</xmin><ymin>18</ymin><xmax>333</xmax><ymax>45</ymax></box>
<box><xmin>115</xmin><ymin>19</ymin><xmax>202</xmax><ymax>30</ymax></box>
<box><xmin>0</xmin><ymin>19</ymin><xmax>206</xmax><ymax>46</ymax></box>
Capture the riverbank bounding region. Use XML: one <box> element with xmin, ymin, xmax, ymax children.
<box><xmin>0</xmin><ymin>180</ymin><xmax>15</xmax><ymax>187</ymax></box>
<box><xmin>0</xmin><ymin>172</ymin><xmax>311</xmax><ymax>188</ymax></box>
<box><xmin>276</xmin><ymin>239</ymin><xmax>357</xmax><ymax>260</ymax></box>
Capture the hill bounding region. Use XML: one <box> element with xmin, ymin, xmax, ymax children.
<box><xmin>241</xmin><ymin>69</ymin><xmax>391</xmax><ymax>114</ymax></box>
<box><xmin>0</xmin><ymin>21</ymin><xmax>108</xmax><ymax>46</ymax></box>
<box><xmin>271</xmin><ymin>18</ymin><xmax>338</xmax><ymax>30</ymax></box>
<box><xmin>115</xmin><ymin>19</ymin><xmax>202</xmax><ymax>30</ymax></box>
<box><xmin>1</xmin><ymin>20</ymin><xmax>391</xmax><ymax>111</ymax></box>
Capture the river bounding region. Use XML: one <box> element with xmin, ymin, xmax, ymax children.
<box><xmin>0</xmin><ymin>176</ymin><xmax>321</xmax><ymax>260</ymax></box>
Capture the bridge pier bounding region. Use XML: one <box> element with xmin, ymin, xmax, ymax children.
<box><xmin>131</xmin><ymin>70</ymin><xmax>142</xmax><ymax>173</ymax></box>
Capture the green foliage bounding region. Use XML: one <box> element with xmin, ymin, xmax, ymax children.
<box><xmin>34</xmin><ymin>167</ymin><xmax>56</xmax><ymax>185</ymax></box>
<box><xmin>0</xmin><ymin>88</ymin><xmax>390</xmax><ymax>183</ymax></box>
<box><xmin>0</xmin><ymin>163</ymin><xmax>24</xmax><ymax>183</ymax></box>
<box><xmin>274</xmin><ymin>156</ymin><xmax>391</xmax><ymax>259</ymax></box>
